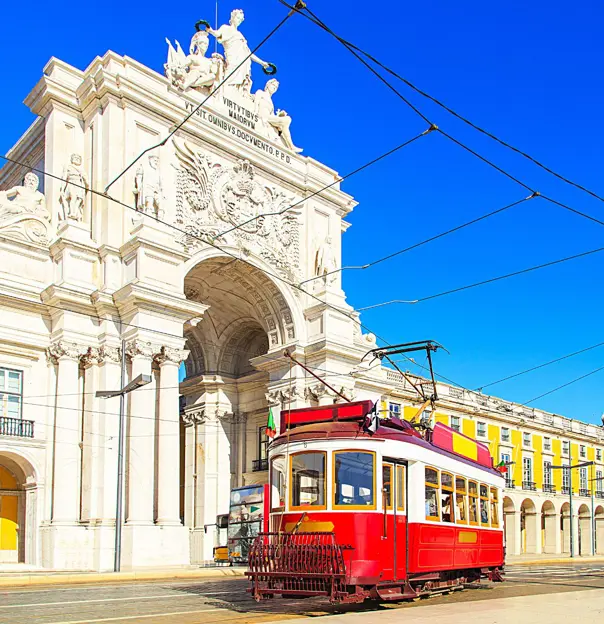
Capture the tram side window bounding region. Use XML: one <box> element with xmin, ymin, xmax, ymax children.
<box><xmin>396</xmin><ymin>465</ymin><xmax>406</xmax><ymax>511</ymax></box>
<box><xmin>425</xmin><ymin>467</ymin><xmax>440</xmax><ymax>521</ymax></box>
<box><xmin>383</xmin><ymin>464</ymin><xmax>393</xmax><ymax>509</ymax></box>
<box><xmin>270</xmin><ymin>455</ymin><xmax>286</xmax><ymax>510</ymax></box>
<box><xmin>334</xmin><ymin>451</ymin><xmax>375</xmax><ymax>508</ymax></box>
<box><xmin>441</xmin><ymin>472</ymin><xmax>453</xmax><ymax>522</ymax></box>
<box><xmin>291</xmin><ymin>452</ymin><xmax>326</xmax><ymax>509</ymax></box>
<box><xmin>455</xmin><ymin>477</ymin><xmax>467</xmax><ymax>524</ymax></box>
<box><xmin>468</xmin><ymin>481</ymin><xmax>478</xmax><ymax>525</ymax></box>
<box><xmin>490</xmin><ymin>487</ymin><xmax>499</xmax><ymax>527</ymax></box>
<box><xmin>479</xmin><ymin>484</ymin><xmax>490</xmax><ymax>525</ymax></box>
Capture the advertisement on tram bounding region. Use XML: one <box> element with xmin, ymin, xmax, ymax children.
<box><xmin>227</xmin><ymin>484</ymin><xmax>269</xmax><ymax>564</ymax></box>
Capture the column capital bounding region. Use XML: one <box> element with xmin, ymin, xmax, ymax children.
<box><xmin>98</xmin><ymin>344</ymin><xmax>122</xmax><ymax>364</ymax></box>
<box><xmin>80</xmin><ymin>346</ymin><xmax>101</xmax><ymax>369</ymax></box>
<box><xmin>125</xmin><ymin>339</ymin><xmax>155</xmax><ymax>360</ymax></box>
<box><xmin>181</xmin><ymin>406</ymin><xmax>206</xmax><ymax>427</ymax></box>
<box><xmin>46</xmin><ymin>340</ymin><xmax>86</xmax><ymax>364</ymax></box>
<box><xmin>154</xmin><ymin>346</ymin><xmax>189</xmax><ymax>366</ymax></box>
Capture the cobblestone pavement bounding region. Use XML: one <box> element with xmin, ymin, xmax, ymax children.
<box><xmin>1</xmin><ymin>563</ymin><xmax>604</xmax><ymax>624</ymax></box>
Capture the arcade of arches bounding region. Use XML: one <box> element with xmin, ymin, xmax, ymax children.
<box><xmin>504</xmin><ymin>495</ymin><xmax>604</xmax><ymax>556</ymax></box>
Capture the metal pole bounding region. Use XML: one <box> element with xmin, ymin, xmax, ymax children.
<box><xmin>569</xmin><ymin>459</ymin><xmax>574</xmax><ymax>558</ymax></box>
<box><xmin>592</xmin><ymin>462</ymin><xmax>596</xmax><ymax>556</ymax></box>
<box><xmin>114</xmin><ymin>339</ymin><xmax>127</xmax><ymax>572</ymax></box>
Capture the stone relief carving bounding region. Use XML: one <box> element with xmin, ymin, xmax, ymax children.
<box><xmin>154</xmin><ymin>345</ymin><xmax>189</xmax><ymax>365</ymax></box>
<box><xmin>80</xmin><ymin>347</ymin><xmax>101</xmax><ymax>368</ymax></box>
<box><xmin>0</xmin><ymin>173</ymin><xmax>51</xmax><ymax>245</ymax></box>
<box><xmin>254</xmin><ymin>79</ymin><xmax>302</xmax><ymax>153</ymax></box>
<box><xmin>98</xmin><ymin>345</ymin><xmax>122</xmax><ymax>364</ymax></box>
<box><xmin>134</xmin><ymin>154</ymin><xmax>164</xmax><ymax>219</ymax></box>
<box><xmin>314</xmin><ymin>236</ymin><xmax>338</xmax><ymax>287</ymax></box>
<box><xmin>125</xmin><ymin>340</ymin><xmax>155</xmax><ymax>359</ymax></box>
<box><xmin>174</xmin><ymin>139</ymin><xmax>301</xmax><ymax>282</ymax></box>
<box><xmin>59</xmin><ymin>154</ymin><xmax>88</xmax><ymax>222</ymax></box>
<box><xmin>46</xmin><ymin>341</ymin><xmax>85</xmax><ymax>363</ymax></box>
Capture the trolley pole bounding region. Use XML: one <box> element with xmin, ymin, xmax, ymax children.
<box><xmin>96</xmin><ymin>340</ymin><xmax>151</xmax><ymax>572</ymax></box>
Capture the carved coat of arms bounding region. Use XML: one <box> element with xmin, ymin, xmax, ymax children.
<box><xmin>174</xmin><ymin>139</ymin><xmax>300</xmax><ymax>282</ymax></box>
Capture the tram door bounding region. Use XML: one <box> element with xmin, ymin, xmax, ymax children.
<box><xmin>382</xmin><ymin>460</ymin><xmax>407</xmax><ymax>581</ymax></box>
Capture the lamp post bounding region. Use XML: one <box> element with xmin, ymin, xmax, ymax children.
<box><xmin>551</xmin><ymin>459</ymin><xmax>594</xmax><ymax>558</ymax></box>
<box><xmin>96</xmin><ymin>340</ymin><xmax>151</xmax><ymax>572</ymax></box>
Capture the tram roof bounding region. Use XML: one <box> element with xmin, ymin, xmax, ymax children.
<box><xmin>274</xmin><ymin>401</ymin><xmax>500</xmax><ymax>477</ymax></box>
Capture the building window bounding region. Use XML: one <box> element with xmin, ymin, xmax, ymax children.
<box><xmin>580</xmin><ymin>445</ymin><xmax>586</xmax><ymax>459</ymax></box>
<box><xmin>543</xmin><ymin>461</ymin><xmax>552</xmax><ymax>487</ymax></box>
<box><xmin>450</xmin><ymin>416</ymin><xmax>461</xmax><ymax>432</ymax></box>
<box><xmin>501</xmin><ymin>453</ymin><xmax>512</xmax><ymax>485</ymax></box>
<box><xmin>597</xmin><ymin>449</ymin><xmax>602</xmax><ymax>462</ymax></box>
<box><xmin>258</xmin><ymin>426</ymin><xmax>268</xmax><ymax>461</ymax></box>
<box><xmin>0</xmin><ymin>368</ymin><xmax>23</xmax><ymax>420</ymax></box>
<box><xmin>562</xmin><ymin>465</ymin><xmax>570</xmax><ymax>491</ymax></box>
<box><xmin>580</xmin><ymin>467</ymin><xmax>588</xmax><ymax>493</ymax></box>
<box><xmin>501</xmin><ymin>427</ymin><xmax>510</xmax><ymax>443</ymax></box>
<box><xmin>523</xmin><ymin>432</ymin><xmax>531</xmax><ymax>447</ymax></box>
<box><xmin>544</xmin><ymin>437</ymin><xmax>551</xmax><ymax>451</ymax></box>
<box><xmin>597</xmin><ymin>470</ymin><xmax>603</xmax><ymax>493</ymax></box>
<box><xmin>523</xmin><ymin>457</ymin><xmax>533</xmax><ymax>484</ymax></box>
<box><xmin>477</xmin><ymin>422</ymin><xmax>486</xmax><ymax>438</ymax></box>
<box><xmin>562</xmin><ymin>441</ymin><xmax>570</xmax><ymax>456</ymax></box>
<box><xmin>389</xmin><ymin>402</ymin><xmax>401</xmax><ymax>418</ymax></box>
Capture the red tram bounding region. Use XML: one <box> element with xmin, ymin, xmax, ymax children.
<box><xmin>247</xmin><ymin>400</ymin><xmax>505</xmax><ymax>604</ymax></box>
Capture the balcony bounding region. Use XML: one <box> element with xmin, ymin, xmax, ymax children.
<box><xmin>596</xmin><ymin>491</ymin><xmax>604</xmax><ymax>499</ymax></box>
<box><xmin>505</xmin><ymin>480</ymin><xmax>515</xmax><ymax>489</ymax></box>
<box><xmin>542</xmin><ymin>484</ymin><xmax>556</xmax><ymax>494</ymax></box>
<box><xmin>252</xmin><ymin>458</ymin><xmax>268</xmax><ymax>472</ymax></box>
<box><xmin>522</xmin><ymin>481</ymin><xmax>537</xmax><ymax>491</ymax></box>
<box><xmin>561</xmin><ymin>486</ymin><xmax>573</xmax><ymax>495</ymax></box>
<box><xmin>0</xmin><ymin>416</ymin><xmax>34</xmax><ymax>438</ymax></box>
<box><xmin>579</xmin><ymin>489</ymin><xmax>590</xmax><ymax>497</ymax></box>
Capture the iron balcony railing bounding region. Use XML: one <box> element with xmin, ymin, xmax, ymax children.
<box><xmin>252</xmin><ymin>458</ymin><xmax>268</xmax><ymax>472</ymax></box>
<box><xmin>561</xmin><ymin>486</ymin><xmax>573</xmax><ymax>495</ymax></box>
<box><xmin>542</xmin><ymin>484</ymin><xmax>556</xmax><ymax>494</ymax></box>
<box><xmin>505</xmin><ymin>480</ymin><xmax>515</xmax><ymax>489</ymax></box>
<box><xmin>596</xmin><ymin>491</ymin><xmax>604</xmax><ymax>499</ymax></box>
<box><xmin>522</xmin><ymin>481</ymin><xmax>537</xmax><ymax>491</ymax></box>
<box><xmin>579</xmin><ymin>489</ymin><xmax>590</xmax><ymax>497</ymax></box>
<box><xmin>0</xmin><ymin>416</ymin><xmax>34</xmax><ymax>438</ymax></box>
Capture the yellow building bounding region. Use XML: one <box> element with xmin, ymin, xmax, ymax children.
<box><xmin>379</xmin><ymin>375</ymin><xmax>604</xmax><ymax>556</ymax></box>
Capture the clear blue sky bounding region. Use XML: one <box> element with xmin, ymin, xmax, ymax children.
<box><xmin>3</xmin><ymin>1</ymin><xmax>604</xmax><ymax>423</ymax></box>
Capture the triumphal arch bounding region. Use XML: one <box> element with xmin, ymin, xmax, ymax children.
<box><xmin>0</xmin><ymin>8</ymin><xmax>381</xmax><ymax>568</ymax></box>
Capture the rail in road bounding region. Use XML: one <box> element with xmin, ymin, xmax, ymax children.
<box><xmin>2</xmin><ymin>564</ymin><xmax>604</xmax><ymax>624</ymax></box>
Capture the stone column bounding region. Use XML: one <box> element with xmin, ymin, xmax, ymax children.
<box><xmin>47</xmin><ymin>341</ymin><xmax>84</xmax><ymax>523</ymax></box>
<box><xmin>154</xmin><ymin>346</ymin><xmax>188</xmax><ymax>525</ymax></box>
<box><xmin>98</xmin><ymin>344</ymin><xmax>122</xmax><ymax>522</ymax></box>
<box><xmin>125</xmin><ymin>340</ymin><xmax>155</xmax><ymax>524</ymax></box>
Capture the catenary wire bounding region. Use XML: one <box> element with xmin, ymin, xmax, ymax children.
<box><xmin>523</xmin><ymin>365</ymin><xmax>604</xmax><ymax>406</ymax></box>
<box><xmin>476</xmin><ymin>340</ymin><xmax>604</xmax><ymax>391</ymax></box>
<box><xmin>103</xmin><ymin>8</ymin><xmax>297</xmax><ymax>194</ymax></box>
<box><xmin>299</xmin><ymin>193</ymin><xmax>537</xmax><ymax>286</ymax></box>
<box><xmin>282</xmin><ymin>0</ymin><xmax>604</xmax><ymax>204</ymax></box>
<box><xmin>214</xmin><ymin>129</ymin><xmax>434</xmax><ymax>238</ymax></box>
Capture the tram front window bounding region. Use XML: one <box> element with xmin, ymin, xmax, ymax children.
<box><xmin>334</xmin><ymin>451</ymin><xmax>375</xmax><ymax>508</ymax></box>
<box><xmin>270</xmin><ymin>456</ymin><xmax>286</xmax><ymax>510</ymax></box>
<box><xmin>291</xmin><ymin>452</ymin><xmax>326</xmax><ymax>509</ymax></box>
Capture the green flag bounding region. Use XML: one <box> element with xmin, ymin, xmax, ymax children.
<box><xmin>266</xmin><ymin>407</ymin><xmax>276</xmax><ymax>438</ymax></box>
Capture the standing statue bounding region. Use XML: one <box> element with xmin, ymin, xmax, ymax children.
<box><xmin>0</xmin><ymin>172</ymin><xmax>49</xmax><ymax>220</ymax></box>
<box><xmin>254</xmin><ymin>79</ymin><xmax>302</xmax><ymax>153</ymax></box>
<box><xmin>59</xmin><ymin>153</ymin><xmax>88</xmax><ymax>222</ymax></box>
<box><xmin>314</xmin><ymin>236</ymin><xmax>338</xmax><ymax>285</ymax></box>
<box><xmin>134</xmin><ymin>155</ymin><xmax>163</xmax><ymax>218</ymax></box>
<box><xmin>206</xmin><ymin>9</ymin><xmax>274</xmax><ymax>95</ymax></box>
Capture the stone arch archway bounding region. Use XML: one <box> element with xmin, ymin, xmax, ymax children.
<box><xmin>560</xmin><ymin>501</ymin><xmax>572</xmax><ymax>553</ymax></box>
<box><xmin>0</xmin><ymin>449</ymin><xmax>39</xmax><ymax>564</ymax></box>
<box><xmin>578</xmin><ymin>503</ymin><xmax>592</xmax><ymax>555</ymax></box>
<box><xmin>595</xmin><ymin>505</ymin><xmax>604</xmax><ymax>555</ymax></box>
<box><xmin>541</xmin><ymin>500</ymin><xmax>557</xmax><ymax>554</ymax></box>
<box><xmin>520</xmin><ymin>498</ymin><xmax>538</xmax><ymax>554</ymax></box>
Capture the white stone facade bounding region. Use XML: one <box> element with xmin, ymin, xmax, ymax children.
<box><xmin>1</xmin><ymin>15</ymin><xmax>603</xmax><ymax>570</ymax></box>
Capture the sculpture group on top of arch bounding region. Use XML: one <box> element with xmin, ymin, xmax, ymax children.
<box><xmin>165</xmin><ymin>8</ymin><xmax>302</xmax><ymax>154</ymax></box>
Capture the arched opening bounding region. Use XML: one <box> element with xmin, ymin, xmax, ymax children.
<box><xmin>560</xmin><ymin>502</ymin><xmax>572</xmax><ymax>553</ymax></box>
<box><xmin>520</xmin><ymin>498</ymin><xmax>538</xmax><ymax>554</ymax></box>
<box><xmin>541</xmin><ymin>500</ymin><xmax>557</xmax><ymax>554</ymax></box>
<box><xmin>578</xmin><ymin>504</ymin><xmax>591</xmax><ymax>556</ymax></box>
<box><xmin>503</xmin><ymin>496</ymin><xmax>517</xmax><ymax>555</ymax></box>
<box><xmin>595</xmin><ymin>506</ymin><xmax>604</xmax><ymax>555</ymax></box>
<box><xmin>0</xmin><ymin>452</ymin><xmax>38</xmax><ymax>564</ymax></box>
<box><xmin>181</xmin><ymin>255</ymin><xmax>299</xmax><ymax>563</ymax></box>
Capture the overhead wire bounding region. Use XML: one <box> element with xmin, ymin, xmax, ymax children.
<box><xmin>523</xmin><ymin>365</ymin><xmax>604</xmax><ymax>406</ymax></box>
<box><xmin>103</xmin><ymin>7</ymin><xmax>298</xmax><ymax>194</ymax></box>
<box><xmin>283</xmin><ymin>0</ymin><xmax>604</xmax><ymax>204</ymax></box>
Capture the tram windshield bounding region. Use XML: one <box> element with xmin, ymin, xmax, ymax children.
<box><xmin>334</xmin><ymin>451</ymin><xmax>375</xmax><ymax>507</ymax></box>
<box><xmin>291</xmin><ymin>452</ymin><xmax>326</xmax><ymax>509</ymax></box>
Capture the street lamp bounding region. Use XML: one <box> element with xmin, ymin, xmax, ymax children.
<box><xmin>95</xmin><ymin>340</ymin><xmax>151</xmax><ymax>572</ymax></box>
